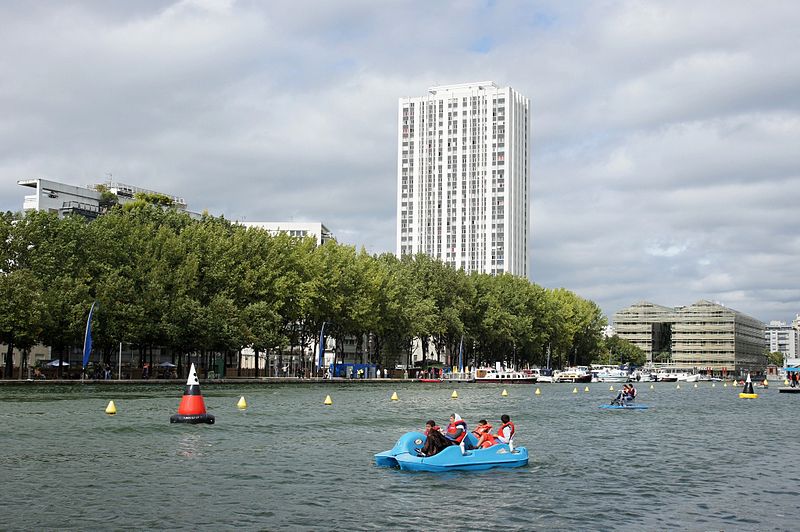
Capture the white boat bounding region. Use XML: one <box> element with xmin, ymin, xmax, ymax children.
<box><xmin>474</xmin><ymin>367</ymin><xmax>537</xmax><ymax>384</ymax></box>
<box><xmin>591</xmin><ymin>365</ymin><xmax>631</xmax><ymax>383</ymax></box>
<box><xmin>554</xmin><ymin>366</ymin><xmax>592</xmax><ymax>383</ymax></box>
<box><xmin>654</xmin><ymin>369</ymin><xmax>700</xmax><ymax>382</ymax></box>
<box><xmin>631</xmin><ymin>370</ymin><xmax>656</xmax><ymax>382</ymax></box>
<box><xmin>529</xmin><ymin>368</ymin><xmax>555</xmax><ymax>383</ymax></box>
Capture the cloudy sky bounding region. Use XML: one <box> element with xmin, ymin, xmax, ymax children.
<box><xmin>2</xmin><ymin>0</ymin><xmax>799</xmax><ymax>323</ymax></box>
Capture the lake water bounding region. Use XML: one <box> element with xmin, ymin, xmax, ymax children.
<box><xmin>0</xmin><ymin>381</ymin><xmax>797</xmax><ymax>531</ymax></box>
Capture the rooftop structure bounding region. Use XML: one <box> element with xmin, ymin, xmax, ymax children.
<box><xmin>18</xmin><ymin>178</ymin><xmax>191</xmax><ymax>219</ymax></box>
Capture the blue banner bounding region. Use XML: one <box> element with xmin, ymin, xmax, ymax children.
<box><xmin>318</xmin><ymin>322</ymin><xmax>327</xmax><ymax>369</ymax></box>
<box><xmin>82</xmin><ymin>302</ymin><xmax>97</xmax><ymax>368</ymax></box>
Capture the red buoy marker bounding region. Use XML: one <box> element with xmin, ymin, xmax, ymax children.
<box><xmin>170</xmin><ymin>363</ymin><xmax>215</xmax><ymax>424</ymax></box>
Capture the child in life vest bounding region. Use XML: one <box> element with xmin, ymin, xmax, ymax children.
<box><xmin>474</xmin><ymin>415</ymin><xmax>515</xmax><ymax>449</ymax></box>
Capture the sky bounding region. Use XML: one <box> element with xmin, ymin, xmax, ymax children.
<box><xmin>1</xmin><ymin>0</ymin><xmax>799</xmax><ymax>324</ymax></box>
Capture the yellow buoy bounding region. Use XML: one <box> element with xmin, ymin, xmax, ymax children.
<box><xmin>724</xmin><ymin>382</ymin><xmax>728</xmax><ymax>387</ymax></box>
<box><xmin>712</xmin><ymin>383</ymin><xmax>715</xmax><ymax>387</ymax></box>
<box><xmin>650</xmin><ymin>384</ymin><xmax>654</xmax><ymax>389</ymax></box>
<box><xmin>105</xmin><ymin>400</ymin><xmax>117</xmax><ymax>415</ymax></box>
<box><xmin>534</xmin><ymin>388</ymin><xmax>541</xmax><ymax>395</ymax></box>
<box><xmin>784</xmin><ymin>379</ymin><xmax>789</xmax><ymax>386</ymax></box>
<box><xmin>762</xmin><ymin>379</ymin><xmax>769</xmax><ymax>387</ymax></box>
<box><xmin>572</xmin><ymin>387</ymin><xmax>577</xmax><ymax>394</ymax></box>
<box><xmin>676</xmin><ymin>384</ymin><xmax>681</xmax><ymax>389</ymax></box>
<box><xmin>739</xmin><ymin>392</ymin><xmax>759</xmax><ymax>399</ymax></box>
<box><xmin>451</xmin><ymin>390</ymin><xmax>458</xmax><ymax>399</ymax></box>
<box><xmin>584</xmin><ymin>386</ymin><xmax>589</xmax><ymax>392</ymax></box>
<box><xmin>609</xmin><ymin>385</ymin><xmax>614</xmax><ymax>391</ymax></box>
<box><xmin>693</xmin><ymin>383</ymin><xmax>698</xmax><ymax>388</ymax></box>
<box><xmin>501</xmin><ymin>389</ymin><xmax>508</xmax><ymax>397</ymax></box>
<box><xmin>390</xmin><ymin>391</ymin><xmax>399</xmax><ymax>401</ymax></box>
<box><xmin>324</xmin><ymin>395</ymin><xmax>333</xmax><ymax>405</ymax></box>
<box><xmin>237</xmin><ymin>396</ymin><xmax>247</xmax><ymax>409</ymax></box>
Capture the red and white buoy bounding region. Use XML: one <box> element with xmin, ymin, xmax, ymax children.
<box><xmin>170</xmin><ymin>363</ymin><xmax>215</xmax><ymax>424</ymax></box>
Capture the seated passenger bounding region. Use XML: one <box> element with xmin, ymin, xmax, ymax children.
<box><xmin>471</xmin><ymin>419</ymin><xmax>492</xmax><ymax>438</ymax></box>
<box><xmin>418</xmin><ymin>427</ymin><xmax>452</xmax><ymax>457</ymax></box>
<box><xmin>622</xmin><ymin>384</ymin><xmax>637</xmax><ymax>405</ymax></box>
<box><xmin>472</xmin><ymin>419</ymin><xmax>496</xmax><ymax>449</ymax></box>
<box><xmin>444</xmin><ymin>414</ymin><xmax>468</xmax><ymax>444</ymax></box>
<box><xmin>424</xmin><ymin>419</ymin><xmax>440</xmax><ymax>436</ymax></box>
<box><xmin>445</xmin><ymin>413</ymin><xmax>474</xmax><ymax>452</ymax></box>
<box><xmin>496</xmin><ymin>414</ymin><xmax>515</xmax><ymax>448</ymax></box>
<box><xmin>611</xmin><ymin>384</ymin><xmax>629</xmax><ymax>405</ymax></box>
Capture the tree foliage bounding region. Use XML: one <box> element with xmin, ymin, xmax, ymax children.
<box><xmin>0</xmin><ymin>207</ymin><xmax>609</xmax><ymax>376</ymax></box>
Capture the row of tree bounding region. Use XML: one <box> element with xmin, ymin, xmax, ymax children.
<box><xmin>0</xmin><ymin>202</ymin><xmax>641</xmax><ymax>377</ymax></box>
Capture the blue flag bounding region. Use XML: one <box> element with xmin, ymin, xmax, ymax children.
<box><xmin>82</xmin><ymin>302</ymin><xmax>97</xmax><ymax>368</ymax></box>
<box><xmin>318</xmin><ymin>322</ymin><xmax>327</xmax><ymax>369</ymax></box>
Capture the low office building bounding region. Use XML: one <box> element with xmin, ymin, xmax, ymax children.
<box><xmin>614</xmin><ymin>300</ymin><xmax>766</xmax><ymax>375</ymax></box>
<box><xmin>240</xmin><ymin>221</ymin><xmax>334</xmax><ymax>246</ymax></box>
<box><xmin>18</xmin><ymin>178</ymin><xmax>192</xmax><ymax>219</ymax></box>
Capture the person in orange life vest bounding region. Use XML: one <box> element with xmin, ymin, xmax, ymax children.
<box><xmin>496</xmin><ymin>414</ymin><xmax>515</xmax><ymax>446</ymax></box>
<box><xmin>471</xmin><ymin>419</ymin><xmax>492</xmax><ymax>438</ymax></box>
<box><xmin>472</xmin><ymin>419</ymin><xmax>497</xmax><ymax>449</ymax></box>
<box><xmin>444</xmin><ymin>413</ymin><xmax>468</xmax><ymax>443</ymax></box>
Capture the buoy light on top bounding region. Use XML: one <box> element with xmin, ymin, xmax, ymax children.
<box><xmin>170</xmin><ymin>363</ymin><xmax>215</xmax><ymax>424</ymax></box>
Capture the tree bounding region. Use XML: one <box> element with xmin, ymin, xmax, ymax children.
<box><xmin>600</xmin><ymin>335</ymin><xmax>646</xmax><ymax>366</ymax></box>
<box><xmin>767</xmin><ymin>351</ymin><xmax>784</xmax><ymax>367</ymax></box>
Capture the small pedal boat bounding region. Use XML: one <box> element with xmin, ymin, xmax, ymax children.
<box><xmin>374</xmin><ymin>431</ymin><xmax>528</xmax><ymax>472</ymax></box>
<box><xmin>599</xmin><ymin>404</ymin><xmax>649</xmax><ymax>410</ymax></box>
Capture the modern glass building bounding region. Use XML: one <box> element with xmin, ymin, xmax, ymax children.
<box><xmin>614</xmin><ymin>300</ymin><xmax>766</xmax><ymax>375</ymax></box>
<box><xmin>396</xmin><ymin>81</ymin><xmax>530</xmax><ymax>277</ymax></box>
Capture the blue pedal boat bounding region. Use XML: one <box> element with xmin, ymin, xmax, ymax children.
<box><xmin>598</xmin><ymin>404</ymin><xmax>649</xmax><ymax>410</ymax></box>
<box><xmin>375</xmin><ymin>431</ymin><xmax>528</xmax><ymax>472</ymax></box>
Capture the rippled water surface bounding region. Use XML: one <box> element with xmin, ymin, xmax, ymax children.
<box><xmin>1</xmin><ymin>381</ymin><xmax>797</xmax><ymax>531</ymax></box>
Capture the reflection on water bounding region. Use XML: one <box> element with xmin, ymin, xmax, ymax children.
<box><xmin>0</xmin><ymin>382</ymin><xmax>798</xmax><ymax>530</ymax></box>
<box><xmin>177</xmin><ymin>433</ymin><xmax>207</xmax><ymax>459</ymax></box>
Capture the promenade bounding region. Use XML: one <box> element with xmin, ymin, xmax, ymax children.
<box><xmin>0</xmin><ymin>376</ymin><xmax>407</xmax><ymax>385</ymax></box>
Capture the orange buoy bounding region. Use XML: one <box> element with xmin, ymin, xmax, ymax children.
<box><xmin>170</xmin><ymin>363</ymin><xmax>215</xmax><ymax>424</ymax></box>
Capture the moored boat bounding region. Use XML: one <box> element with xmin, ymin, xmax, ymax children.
<box><xmin>554</xmin><ymin>366</ymin><xmax>592</xmax><ymax>383</ymax></box>
<box><xmin>590</xmin><ymin>365</ymin><xmax>631</xmax><ymax>383</ymax></box>
<box><xmin>533</xmin><ymin>368</ymin><xmax>555</xmax><ymax>383</ymax></box>
<box><xmin>474</xmin><ymin>367</ymin><xmax>537</xmax><ymax>384</ymax></box>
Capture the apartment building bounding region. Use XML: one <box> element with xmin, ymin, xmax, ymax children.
<box><xmin>396</xmin><ymin>81</ymin><xmax>530</xmax><ymax>277</ymax></box>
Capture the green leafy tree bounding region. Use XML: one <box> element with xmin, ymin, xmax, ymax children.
<box><xmin>599</xmin><ymin>335</ymin><xmax>646</xmax><ymax>366</ymax></box>
<box><xmin>767</xmin><ymin>351</ymin><xmax>784</xmax><ymax>367</ymax></box>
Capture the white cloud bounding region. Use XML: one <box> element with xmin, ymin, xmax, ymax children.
<box><xmin>1</xmin><ymin>0</ymin><xmax>798</xmax><ymax>322</ymax></box>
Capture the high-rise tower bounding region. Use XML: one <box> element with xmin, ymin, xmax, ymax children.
<box><xmin>396</xmin><ymin>81</ymin><xmax>529</xmax><ymax>277</ymax></box>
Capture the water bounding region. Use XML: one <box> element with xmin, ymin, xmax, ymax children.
<box><xmin>0</xmin><ymin>382</ymin><xmax>797</xmax><ymax>531</ymax></box>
